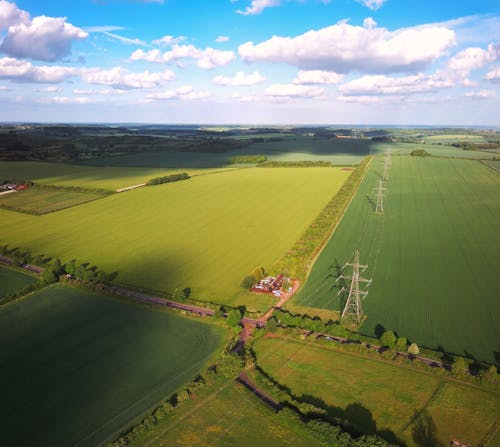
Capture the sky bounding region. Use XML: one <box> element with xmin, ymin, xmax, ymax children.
<box><xmin>0</xmin><ymin>0</ymin><xmax>499</xmax><ymax>125</ymax></box>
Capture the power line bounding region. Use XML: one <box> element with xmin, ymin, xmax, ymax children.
<box><xmin>374</xmin><ymin>178</ymin><xmax>387</xmax><ymax>214</ymax></box>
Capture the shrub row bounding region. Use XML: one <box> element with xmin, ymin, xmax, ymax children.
<box><xmin>258</xmin><ymin>160</ymin><xmax>333</xmax><ymax>168</ymax></box>
<box><xmin>146</xmin><ymin>172</ymin><xmax>189</xmax><ymax>186</ymax></box>
<box><xmin>271</xmin><ymin>156</ymin><xmax>372</xmax><ymax>279</ymax></box>
<box><xmin>227</xmin><ymin>154</ymin><xmax>267</xmax><ymax>164</ymax></box>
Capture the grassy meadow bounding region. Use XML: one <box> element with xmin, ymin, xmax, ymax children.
<box><xmin>130</xmin><ymin>380</ymin><xmax>319</xmax><ymax>447</ymax></box>
<box><xmin>254</xmin><ymin>337</ymin><xmax>500</xmax><ymax>447</ymax></box>
<box><xmin>0</xmin><ymin>284</ymin><xmax>223</xmax><ymax>447</ymax></box>
<box><xmin>0</xmin><ymin>265</ymin><xmax>38</xmax><ymax>297</ymax></box>
<box><xmin>0</xmin><ymin>167</ymin><xmax>350</xmax><ymax>308</ymax></box>
<box><xmin>292</xmin><ymin>156</ymin><xmax>500</xmax><ymax>363</ymax></box>
<box><xmin>0</xmin><ymin>187</ymin><xmax>104</xmax><ymax>214</ymax></box>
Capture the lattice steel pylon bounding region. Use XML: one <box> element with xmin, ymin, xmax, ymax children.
<box><xmin>374</xmin><ymin>178</ymin><xmax>387</xmax><ymax>214</ymax></box>
<box><xmin>337</xmin><ymin>250</ymin><xmax>372</xmax><ymax>325</ymax></box>
<box><xmin>382</xmin><ymin>153</ymin><xmax>391</xmax><ymax>181</ymax></box>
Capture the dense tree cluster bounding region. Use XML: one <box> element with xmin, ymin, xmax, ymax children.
<box><xmin>146</xmin><ymin>172</ymin><xmax>189</xmax><ymax>185</ymax></box>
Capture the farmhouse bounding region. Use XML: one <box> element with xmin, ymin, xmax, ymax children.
<box><xmin>250</xmin><ymin>274</ymin><xmax>289</xmax><ymax>296</ymax></box>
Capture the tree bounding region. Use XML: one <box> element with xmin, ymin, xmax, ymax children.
<box><xmin>451</xmin><ymin>357</ymin><xmax>468</xmax><ymax>377</ymax></box>
<box><xmin>240</xmin><ymin>275</ymin><xmax>256</xmax><ymax>289</ymax></box>
<box><xmin>51</xmin><ymin>258</ymin><xmax>63</xmax><ymax>275</ymax></box>
<box><xmin>395</xmin><ymin>336</ymin><xmax>408</xmax><ymax>352</ymax></box>
<box><xmin>407</xmin><ymin>343</ymin><xmax>420</xmax><ymax>356</ymax></box>
<box><xmin>41</xmin><ymin>267</ymin><xmax>58</xmax><ymax>285</ymax></box>
<box><xmin>380</xmin><ymin>330</ymin><xmax>396</xmax><ymax>349</ymax></box>
<box><xmin>480</xmin><ymin>365</ymin><xmax>499</xmax><ymax>387</ymax></box>
<box><xmin>266</xmin><ymin>318</ymin><xmax>278</xmax><ymax>333</ymax></box>
<box><xmin>226</xmin><ymin>309</ymin><xmax>242</xmax><ymax>328</ymax></box>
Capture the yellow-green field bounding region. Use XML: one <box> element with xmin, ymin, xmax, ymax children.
<box><xmin>0</xmin><ymin>168</ymin><xmax>350</xmax><ymax>308</ymax></box>
<box><xmin>254</xmin><ymin>337</ymin><xmax>500</xmax><ymax>447</ymax></box>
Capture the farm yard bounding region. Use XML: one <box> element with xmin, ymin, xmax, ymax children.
<box><xmin>0</xmin><ymin>187</ymin><xmax>105</xmax><ymax>214</ymax></box>
<box><xmin>0</xmin><ymin>167</ymin><xmax>350</xmax><ymax>308</ymax></box>
<box><xmin>253</xmin><ymin>337</ymin><xmax>500</xmax><ymax>447</ymax></box>
<box><xmin>292</xmin><ymin>156</ymin><xmax>500</xmax><ymax>363</ymax></box>
<box><xmin>0</xmin><ymin>284</ymin><xmax>223</xmax><ymax>447</ymax></box>
<box><xmin>0</xmin><ymin>265</ymin><xmax>37</xmax><ymax>298</ymax></box>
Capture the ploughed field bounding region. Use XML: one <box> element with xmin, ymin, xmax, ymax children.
<box><xmin>293</xmin><ymin>156</ymin><xmax>500</xmax><ymax>363</ymax></box>
<box><xmin>254</xmin><ymin>337</ymin><xmax>500</xmax><ymax>447</ymax></box>
<box><xmin>0</xmin><ymin>265</ymin><xmax>38</xmax><ymax>298</ymax></box>
<box><xmin>0</xmin><ymin>284</ymin><xmax>222</xmax><ymax>447</ymax></box>
<box><xmin>0</xmin><ymin>167</ymin><xmax>350</xmax><ymax>307</ymax></box>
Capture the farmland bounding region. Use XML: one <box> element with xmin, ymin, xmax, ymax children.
<box><xmin>0</xmin><ymin>187</ymin><xmax>104</xmax><ymax>214</ymax></box>
<box><xmin>254</xmin><ymin>337</ymin><xmax>500</xmax><ymax>447</ymax></box>
<box><xmin>0</xmin><ymin>167</ymin><xmax>350</xmax><ymax>308</ymax></box>
<box><xmin>0</xmin><ymin>265</ymin><xmax>37</xmax><ymax>297</ymax></box>
<box><xmin>0</xmin><ymin>284</ymin><xmax>223</xmax><ymax>447</ymax></box>
<box><xmin>292</xmin><ymin>156</ymin><xmax>500</xmax><ymax>363</ymax></box>
<box><xmin>129</xmin><ymin>380</ymin><xmax>319</xmax><ymax>447</ymax></box>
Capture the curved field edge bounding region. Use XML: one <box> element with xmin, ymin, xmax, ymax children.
<box><xmin>253</xmin><ymin>336</ymin><xmax>500</xmax><ymax>447</ymax></box>
<box><xmin>290</xmin><ymin>156</ymin><xmax>500</xmax><ymax>363</ymax></box>
<box><xmin>0</xmin><ymin>283</ymin><xmax>225</xmax><ymax>447</ymax></box>
<box><xmin>0</xmin><ymin>264</ymin><xmax>38</xmax><ymax>297</ymax></box>
<box><xmin>0</xmin><ymin>167</ymin><xmax>351</xmax><ymax>308</ymax></box>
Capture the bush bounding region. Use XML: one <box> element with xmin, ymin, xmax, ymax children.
<box><xmin>146</xmin><ymin>172</ymin><xmax>189</xmax><ymax>186</ymax></box>
<box><xmin>240</xmin><ymin>275</ymin><xmax>256</xmax><ymax>289</ymax></box>
<box><xmin>451</xmin><ymin>357</ymin><xmax>468</xmax><ymax>377</ymax></box>
<box><xmin>395</xmin><ymin>336</ymin><xmax>407</xmax><ymax>352</ymax></box>
<box><xmin>407</xmin><ymin>343</ymin><xmax>420</xmax><ymax>355</ymax></box>
<box><xmin>410</xmin><ymin>149</ymin><xmax>430</xmax><ymax>157</ymax></box>
<box><xmin>380</xmin><ymin>330</ymin><xmax>396</xmax><ymax>349</ymax></box>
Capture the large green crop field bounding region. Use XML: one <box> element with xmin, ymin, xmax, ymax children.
<box><xmin>0</xmin><ymin>187</ymin><xmax>104</xmax><ymax>214</ymax></box>
<box><xmin>130</xmin><ymin>380</ymin><xmax>319</xmax><ymax>447</ymax></box>
<box><xmin>292</xmin><ymin>156</ymin><xmax>500</xmax><ymax>363</ymax></box>
<box><xmin>0</xmin><ymin>284</ymin><xmax>223</xmax><ymax>447</ymax></box>
<box><xmin>254</xmin><ymin>337</ymin><xmax>500</xmax><ymax>447</ymax></box>
<box><xmin>0</xmin><ymin>265</ymin><xmax>38</xmax><ymax>298</ymax></box>
<box><xmin>0</xmin><ymin>168</ymin><xmax>350</xmax><ymax>308</ymax></box>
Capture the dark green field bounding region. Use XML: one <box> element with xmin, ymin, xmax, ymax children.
<box><xmin>0</xmin><ymin>265</ymin><xmax>38</xmax><ymax>297</ymax></box>
<box><xmin>292</xmin><ymin>156</ymin><xmax>500</xmax><ymax>363</ymax></box>
<box><xmin>0</xmin><ymin>284</ymin><xmax>223</xmax><ymax>447</ymax></box>
<box><xmin>254</xmin><ymin>337</ymin><xmax>500</xmax><ymax>447</ymax></box>
<box><xmin>0</xmin><ymin>188</ymin><xmax>105</xmax><ymax>214</ymax></box>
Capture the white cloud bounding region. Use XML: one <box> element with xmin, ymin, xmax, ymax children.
<box><xmin>237</xmin><ymin>0</ymin><xmax>280</xmax><ymax>15</ymax></box>
<box><xmin>338</xmin><ymin>73</ymin><xmax>454</xmax><ymax>96</ymax></box>
<box><xmin>363</xmin><ymin>17</ymin><xmax>377</xmax><ymax>29</ymax></box>
<box><xmin>82</xmin><ymin>67</ymin><xmax>174</xmax><ymax>89</ymax></box>
<box><xmin>0</xmin><ymin>14</ymin><xmax>87</xmax><ymax>62</ymax></box>
<box><xmin>231</xmin><ymin>92</ymin><xmax>260</xmax><ymax>102</ymax></box>
<box><xmin>239</xmin><ymin>21</ymin><xmax>455</xmax><ymax>74</ymax></box>
<box><xmin>101</xmin><ymin>31</ymin><xmax>148</xmax><ymax>46</ymax></box>
<box><xmin>213</xmin><ymin>71</ymin><xmax>265</xmax><ymax>86</ymax></box>
<box><xmin>151</xmin><ymin>35</ymin><xmax>185</xmax><ymax>46</ymax></box>
<box><xmin>293</xmin><ymin>70</ymin><xmax>343</xmax><ymax>85</ymax></box>
<box><xmin>265</xmin><ymin>83</ymin><xmax>325</xmax><ymax>98</ymax></box>
<box><xmin>357</xmin><ymin>0</ymin><xmax>387</xmax><ymax>11</ymax></box>
<box><xmin>485</xmin><ymin>66</ymin><xmax>500</xmax><ymax>83</ymax></box>
<box><xmin>145</xmin><ymin>85</ymin><xmax>211</xmax><ymax>101</ymax></box>
<box><xmin>447</xmin><ymin>43</ymin><xmax>499</xmax><ymax>76</ymax></box>
<box><xmin>464</xmin><ymin>89</ymin><xmax>498</xmax><ymax>100</ymax></box>
<box><xmin>74</xmin><ymin>88</ymin><xmax>126</xmax><ymax>96</ymax></box>
<box><xmin>0</xmin><ymin>56</ymin><xmax>77</xmax><ymax>82</ymax></box>
<box><xmin>131</xmin><ymin>44</ymin><xmax>235</xmax><ymax>69</ymax></box>
<box><xmin>48</xmin><ymin>95</ymin><xmax>95</xmax><ymax>104</ymax></box>
<box><xmin>34</xmin><ymin>85</ymin><xmax>62</xmax><ymax>92</ymax></box>
<box><xmin>215</xmin><ymin>35</ymin><xmax>229</xmax><ymax>43</ymax></box>
<box><xmin>0</xmin><ymin>0</ymin><xmax>29</xmax><ymax>30</ymax></box>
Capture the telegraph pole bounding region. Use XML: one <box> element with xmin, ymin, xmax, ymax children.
<box><xmin>337</xmin><ymin>250</ymin><xmax>372</xmax><ymax>325</ymax></box>
<box><xmin>374</xmin><ymin>178</ymin><xmax>387</xmax><ymax>214</ymax></box>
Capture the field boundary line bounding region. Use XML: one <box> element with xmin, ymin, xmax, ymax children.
<box><xmin>480</xmin><ymin>159</ymin><xmax>500</xmax><ymax>173</ymax></box>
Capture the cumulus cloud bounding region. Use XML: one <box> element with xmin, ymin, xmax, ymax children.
<box><xmin>0</xmin><ymin>8</ymin><xmax>87</xmax><ymax>62</ymax></box>
<box><xmin>363</xmin><ymin>17</ymin><xmax>377</xmax><ymax>29</ymax></box>
<box><xmin>0</xmin><ymin>0</ymin><xmax>29</xmax><ymax>30</ymax></box>
<box><xmin>464</xmin><ymin>89</ymin><xmax>498</xmax><ymax>99</ymax></box>
<box><xmin>239</xmin><ymin>21</ymin><xmax>455</xmax><ymax>74</ymax></box>
<box><xmin>215</xmin><ymin>35</ymin><xmax>230</xmax><ymax>43</ymax></box>
<box><xmin>265</xmin><ymin>83</ymin><xmax>325</xmax><ymax>98</ymax></box>
<box><xmin>485</xmin><ymin>66</ymin><xmax>500</xmax><ymax>83</ymax></box>
<box><xmin>293</xmin><ymin>70</ymin><xmax>343</xmax><ymax>85</ymax></box>
<box><xmin>338</xmin><ymin>73</ymin><xmax>454</xmax><ymax>96</ymax></box>
<box><xmin>151</xmin><ymin>35</ymin><xmax>185</xmax><ymax>46</ymax></box>
<box><xmin>82</xmin><ymin>67</ymin><xmax>174</xmax><ymax>89</ymax></box>
<box><xmin>357</xmin><ymin>0</ymin><xmax>387</xmax><ymax>11</ymax></box>
<box><xmin>231</xmin><ymin>92</ymin><xmax>260</xmax><ymax>102</ymax></box>
<box><xmin>447</xmin><ymin>43</ymin><xmax>499</xmax><ymax>76</ymax></box>
<box><xmin>145</xmin><ymin>85</ymin><xmax>211</xmax><ymax>101</ymax></box>
<box><xmin>131</xmin><ymin>44</ymin><xmax>235</xmax><ymax>69</ymax></box>
<box><xmin>237</xmin><ymin>0</ymin><xmax>280</xmax><ymax>15</ymax></box>
<box><xmin>0</xmin><ymin>56</ymin><xmax>77</xmax><ymax>82</ymax></box>
<box><xmin>213</xmin><ymin>71</ymin><xmax>265</xmax><ymax>86</ymax></box>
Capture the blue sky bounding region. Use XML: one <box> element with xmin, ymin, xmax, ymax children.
<box><xmin>0</xmin><ymin>0</ymin><xmax>499</xmax><ymax>124</ymax></box>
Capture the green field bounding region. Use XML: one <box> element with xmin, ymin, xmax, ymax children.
<box><xmin>0</xmin><ymin>284</ymin><xmax>223</xmax><ymax>447</ymax></box>
<box><xmin>0</xmin><ymin>161</ymin><xmax>235</xmax><ymax>190</ymax></box>
<box><xmin>0</xmin><ymin>168</ymin><xmax>350</xmax><ymax>308</ymax></box>
<box><xmin>0</xmin><ymin>265</ymin><xmax>38</xmax><ymax>297</ymax></box>
<box><xmin>292</xmin><ymin>156</ymin><xmax>500</xmax><ymax>363</ymax></box>
<box><xmin>0</xmin><ymin>187</ymin><xmax>104</xmax><ymax>214</ymax></box>
<box><xmin>130</xmin><ymin>380</ymin><xmax>319</xmax><ymax>447</ymax></box>
<box><xmin>254</xmin><ymin>337</ymin><xmax>500</xmax><ymax>447</ymax></box>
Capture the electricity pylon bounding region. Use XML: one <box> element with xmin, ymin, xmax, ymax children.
<box><xmin>337</xmin><ymin>250</ymin><xmax>372</xmax><ymax>325</ymax></box>
<box><xmin>374</xmin><ymin>178</ymin><xmax>387</xmax><ymax>214</ymax></box>
<box><xmin>382</xmin><ymin>153</ymin><xmax>391</xmax><ymax>181</ymax></box>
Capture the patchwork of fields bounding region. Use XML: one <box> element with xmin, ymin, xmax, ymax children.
<box><xmin>0</xmin><ymin>167</ymin><xmax>350</xmax><ymax>308</ymax></box>
<box><xmin>254</xmin><ymin>337</ymin><xmax>500</xmax><ymax>447</ymax></box>
<box><xmin>293</xmin><ymin>156</ymin><xmax>500</xmax><ymax>363</ymax></box>
<box><xmin>0</xmin><ymin>284</ymin><xmax>223</xmax><ymax>447</ymax></box>
<box><xmin>0</xmin><ymin>265</ymin><xmax>37</xmax><ymax>298</ymax></box>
